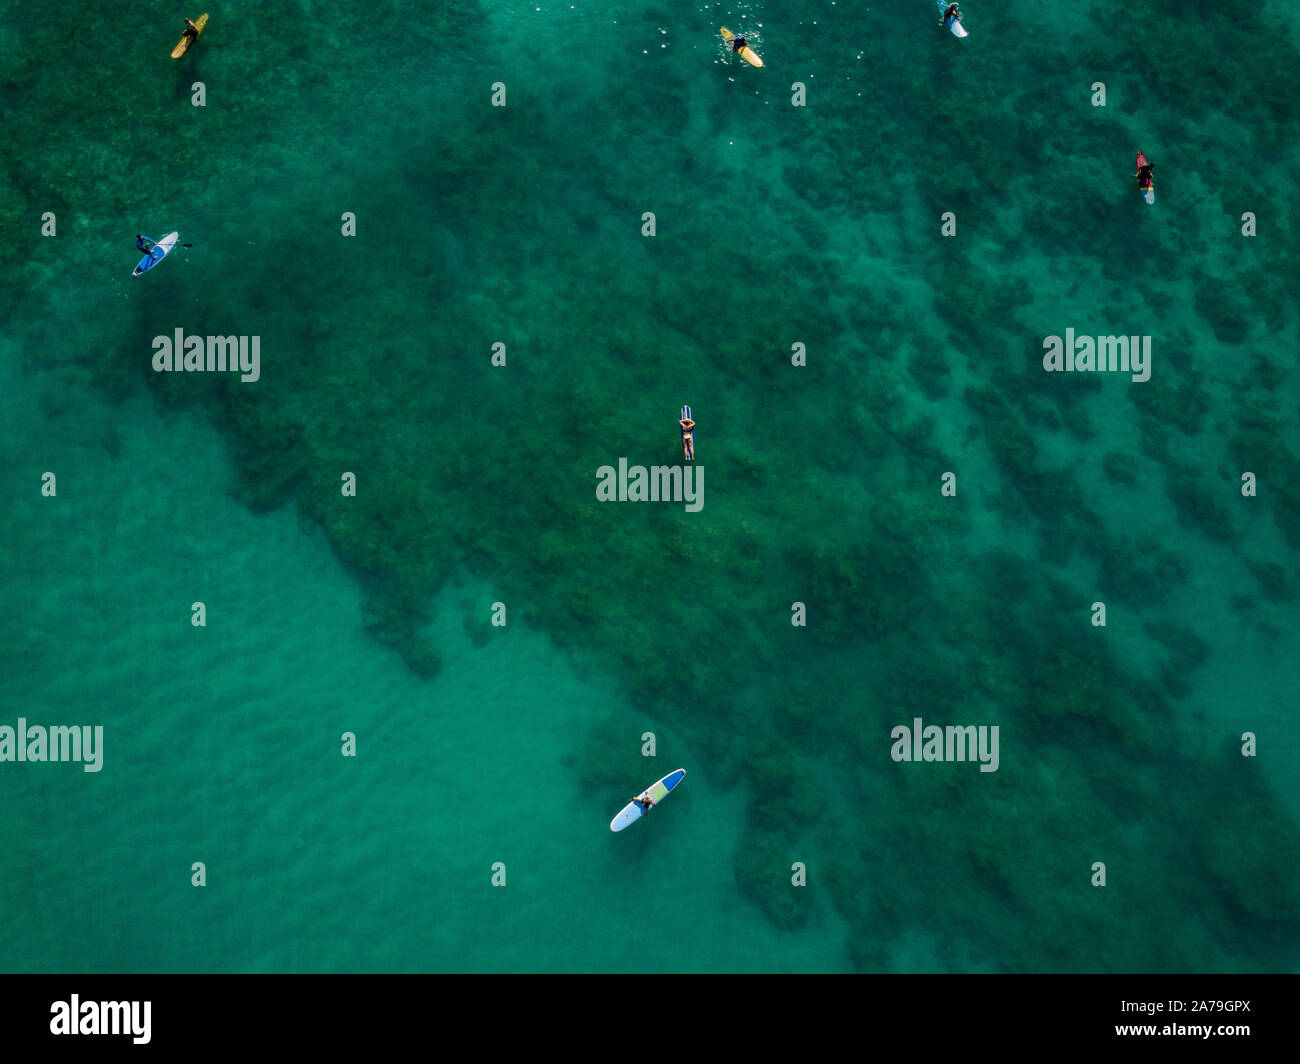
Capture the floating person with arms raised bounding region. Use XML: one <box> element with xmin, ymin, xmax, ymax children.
<box><xmin>679</xmin><ymin>405</ymin><xmax>695</xmax><ymax>462</ymax></box>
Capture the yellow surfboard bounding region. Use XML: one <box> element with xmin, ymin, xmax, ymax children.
<box><xmin>721</xmin><ymin>27</ymin><xmax>763</xmax><ymax>68</ymax></box>
<box><xmin>171</xmin><ymin>13</ymin><xmax>208</xmax><ymax>59</ymax></box>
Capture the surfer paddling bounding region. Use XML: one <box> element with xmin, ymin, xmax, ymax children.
<box><xmin>182</xmin><ymin>18</ymin><xmax>200</xmax><ymax>43</ymax></box>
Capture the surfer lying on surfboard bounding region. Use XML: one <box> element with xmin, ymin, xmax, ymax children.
<box><xmin>720</xmin><ymin>28</ymin><xmax>763</xmax><ymax>67</ymax></box>
<box><xmin>633</xmin><ymin>794</ymin><xmax>655</xmax><ymax>814</ymax></box>
<box><xmin>679</xmin><ymin>407</ymin><xmax>695</xmax><ymax>462</ymax></box>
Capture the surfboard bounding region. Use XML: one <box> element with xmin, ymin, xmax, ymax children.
<box><xmin>1136</xmin><ymin>151</ymin><xmax>1155</xmax><ymax>205</ymax></box>
<box><xmin>938</xmin><ymin>1</ymin><xmax>968</xmax><ymax>38</ymax></box>
<box><xmin>171</xmin><ymin>13</ymin><xmax>208</xmax><ymax>59</ymax></box>
<box><xmin>133</xmin><ymin>232</ymin><xmax>179</xmax><ymax>277</ymax></box>
<box><xmin>721</xmin><ymin>27</ymin><xmax>763</xmax><ymax>68</ymax></box>
<box><xmin>610</xmin><ymin>769</ymin><xmax>686</xmax><ymax>832</ymax></box>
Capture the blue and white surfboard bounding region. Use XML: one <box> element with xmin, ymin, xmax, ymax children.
<box><xmin>610</xmin><ymin>769</ymin><xmax>687</xmax><ymax>832</ymax></box>
<box><xmin>133</xmin><ymin>231</ymin><xmax>179</xmax><ymax>277</ymax></box>
<box><xmin>938</xmin><ymin>0</ymin><xmax>968</xmax><ymax>37</ymax></box>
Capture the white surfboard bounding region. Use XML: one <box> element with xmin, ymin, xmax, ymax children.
<box><xmin>938</xmin><ymin>1</ymin><xmax>968</xmax><ymax>37</ymax></box>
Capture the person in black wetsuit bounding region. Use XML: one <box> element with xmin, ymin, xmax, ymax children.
<box><xmin>136</xmin><ymin>235</ymin><xmax>154</xmax><ymax>255</ymax></box>
<box><xmin>1135</xmin><ymin>159</ymin><xmax>1155</xmax><ymax>187</ymax></box>
<box><xmin>943</xmin><ymin>3</ymin><xmax>962</xmax><ymax>23</ymax></box>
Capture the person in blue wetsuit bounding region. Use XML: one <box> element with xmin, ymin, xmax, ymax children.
<box><xmin>136</xmin><ymin>235</ymin><xmax>154</xmax><ymax>255</ymax></box>
<box><xmin>943</xmin><ymin>3</ymin><xmax>961</xmax><ymax>23</ymax></box>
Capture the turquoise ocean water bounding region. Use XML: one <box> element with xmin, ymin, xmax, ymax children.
<box><xmin>1</xmin><ymin>0</ymin><xmax>1298</xmax><ymax>971</ymax></box>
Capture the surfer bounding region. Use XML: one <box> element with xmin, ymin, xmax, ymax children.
<box><xmin>135</xmin><ymin>235</ymin><xmax>154</xmax><ymax>254</ymax></box>
<box><xmin>942</xmin><ymin>3</ymin><xmax>961</xmax><ymax>22</ymax></box>
<box><xmin>1134</xmin><ymin>156</ymin><xmax>1155</xmax><ymax>187</ymax></box>
<box><xmin>181</xmin><ymin>17</ymin><xmax>200</xmax><ymax>42</ymax></box>
<box><xmin>728</xmin><ymin>32</ymin><xmax>750</xmax><ymax>55</ymax></box>
<box><xmin>679</xmin><ymin>410</ymin><xmax>695</xmax><ymax>462</ymax></box>
<box><xmin>633</xmin><ymin>793</ymin><xmax>655</xmax><ymax>814</ymax></box>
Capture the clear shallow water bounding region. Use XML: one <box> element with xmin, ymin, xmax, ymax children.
<box><xmin>0</xmin><ymin>390</ymin><xmax>847</xmax><ymax>971</ymax></box>
<box><xmin>1</xmin><ymin>0</ymin><xmax>1298</xmax><ymax>971</ymax></box>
